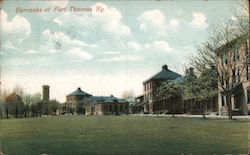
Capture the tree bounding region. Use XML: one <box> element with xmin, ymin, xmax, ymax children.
<box><xmin>183</xmin><ymin>67</ymin><xmax>217</xmax><ymax>118</ymax></box>
<box><xmin>189</xmin><ymin>3</ymin><xmax>249</xmax><ymax>119</ymax></box>
<box><xmin>49</xmin><ymin>100</ymin><xmax>61</xmax><ymax>114</ymax></box>
<box><xmin>29</xmin><ymin>93</ymin><xmax>41</xmax><ymax>117</ymax></box>
<box><xmin>122</xmin><ymin>90</ymin><xmax>135</xmax><ymax>103</ymax></box>
<box><xmin>0</xmin><ymin>98</ymin><xmax>5</xmax><ymax>119</ymax></box>
<box><xmin>156</xmin><ymin>80</ymin><xmax>182</xmax><ymax>117</ymax></box>
<box><xmin>5</xmin><ymin>93</ymin><xmax>24</xmax><ymax>118</ymax></box>
<box><xmin>23</xmin><ymin>94</ymin><xmax>33</xmax><ymax>117</ymax></box>
<box><xmin>122</xmin><ymin>90</ymin><xmax>135</xmax><ymax>114</ymax></box>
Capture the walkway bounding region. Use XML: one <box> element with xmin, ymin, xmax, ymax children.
<box><xmin>132</xmin><ymin>113</ymin><xmax>250</xmax><ymax>119</ymax></box>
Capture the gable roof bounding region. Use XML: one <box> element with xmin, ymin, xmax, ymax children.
<box><xmin>143</xmin><ymin>65</ymin><xmax>182</xmax><ymax>84</ymax></box>
<box><xmin>67</xmin><ymin>87</ymin><xmax>91</xmax><ymax>97</ymax></box>
<box><xmin>88</xmin><ymin>95</ymin><xmax>126</xmax><ymax>104</ymax></box>
<box><xmin>215</xmin><ymin>35</ymin><xmax>247</xmax><ymax>55</ymax></box>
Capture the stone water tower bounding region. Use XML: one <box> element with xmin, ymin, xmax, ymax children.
<box><xmin>42</xmin><ymin>85</ymin><xmax>50</xmax><ymax>102</ymax></box>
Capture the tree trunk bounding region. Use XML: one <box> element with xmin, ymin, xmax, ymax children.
<box><xmin>15</xmin><ymin>107</ymin><xmax>18</xmax><ymax>118</ymax></box>
<box><xmin>226</xmin><ymin>94</ymin><xmax>233</xmax><ymax>120</ymax></box>
<box><xmin>202</xmin><ymin>101</ymin><xmax>207</xmax><ymax>119</ymax></box>
<box><xmin>32</xmin><ymin>109</ymin><xmax>35</xmax><ymax>117</ymax></box>
<box><xmin>172</xmin><ymin>99</ymin><xmax>175</xmax><ymax>118</ymax></box>
<box><xmin>6</xmin><ymin>108</ymin><xmax>9</xmax><ymax>119</ymax></box>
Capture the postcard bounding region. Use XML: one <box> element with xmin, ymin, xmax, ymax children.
<box><xmin>0</xmin><ymin>0</ymin><xmax>249</xmax><ymax>154</ymax></box>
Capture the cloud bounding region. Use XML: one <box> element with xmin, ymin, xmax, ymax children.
<box><xmin>66</xmin><ymin>48</ymin><xmax>93</xmax><ymax>61</ymax></box>
<box><xmin>25</xmin><ymin>50</ymin><xmax>40</xmax><ymax>54</ymax></box>
<box><xmin>145</xmin><ymin>41</ymin><xmax>174</xmax><ymax>53</ymax></box>
<box><xmin>2</xmin><ymin>41</ymin><xmax>20</xmax><ymax>51</ymax></box>
<box><xmin>138</xmin><ymin>10</ymin><xmax>166</xmax><ymax>31</ymax></box>
<box><xmin>15</xmin><ymin>29</ymin><xmax>97</xmax><ymax>57</ymax></box>
<box><xmin>53</xmin><ymin>18</ymin><xmax>62</xmax><ymax>25</ymax></box>
<box><xmin>103</xmin><ymin>51</ymin><xmax>121</xmax><ymax>55</ymax></box>
<box><xmin>1</xmin><ymin>10</ymin><xmax>31</xmax><ymax>37</ymax></box>
<box><xmin>53</xmin><ymin>3</ymin><xmax>131</xmax><ymax>37</ymax></box>
<box><xmin>41</xmin><ymin>29</ymin><xmax>94</xmax><ymax>53</ymax></box>
<box><xmin>127</xmin><ymin>41</ymin><xmax>142</xmax><ymax>50</ymax></box>
<box><xmin>138</xmin><ymin>10</ymin><xmax>180</xmax><ymax>37</ymax></box>
<box><xmin>98</xmin><ymin>55</ymin><xmax>143</xmax><ymax>62</ymax></box>
<box><xmin>92</xmin><ymin>3</ymin><xmax>131</xmax><ymax>37</ymax></box>
<box><xmin>230</xmin><ymin>16</ymin><xmax>237</xmax><ymax>21</ymax></box>
<box><xmin>169</xmin><ymin>19</ymin><xmax>180</xmax><ymax>29</ymax></box>
<box><xmin>189</xmin><ymin>12</ymin><xmax>208</xmax><ymax>29</ymax></box>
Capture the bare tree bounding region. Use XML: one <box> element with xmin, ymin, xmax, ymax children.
<box><xmin>122</xmin><ymin>90</ymin><xmax>135</xmax><ymax>103</ymax></box>
<box><xmin>189</xmin><ymin>4</ymin><xmax>249</xmax><ymax>119</ymax></box>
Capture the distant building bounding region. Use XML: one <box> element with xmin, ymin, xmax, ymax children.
<box><xmin>130</xmin><ymin>95</ymin><xmax>144</xmax><ymax>114</ymax></box>
<box><xmin>143</xmin><ymin>65</ymin><xmax>182</xmax><ymax>113</ymax></box>
<box><xmin>66</xmin><ymin>87</ymin><xmax>91</xmax><ymax>114</ymax></box>
<box><xmin>140</xmin><ymin>65</ymin><xmax>220</xmax><ymax>115</ymax></box>
<box><xmin>42</xmin><ymin>85</ymin><xmax>50</xmax><ymax>102</ymax></box>
<box><xmin>85</xmin><ymin>95</ymin><xmax>128</xmax><ymax>115</ymax></box>
<box><xmin>216</xmin><ymin>37</ymin><xmax>250</xmax><ymax>115</ymax></box>
<box><xmin>183</xmin><ymin>95</ymin><xmax>218</xmax><ymax>115</ymax></box>
<box><xmin>65</xmin><ymin>87</ymin><xmax>128</xmax><ymax>115</ymax></box>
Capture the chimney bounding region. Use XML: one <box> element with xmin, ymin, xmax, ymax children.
<box><xmin>189</xmin><ymin>67</ymin><xmax>194</xmax><ymax>75</ymax></box>
<box><xmin>77</xmin><ymin>87</ymin><xmax>81</xmax><ymax>91</ymax></box>
<box><xmin>110</xmin><ymin>95</ymin><xmax>114</xmax><ymax>97</ymax></box>
<box><xmin>162</xmin><ymin>65</ymin><xmax>168</xmax><ymax>70</ymax></box>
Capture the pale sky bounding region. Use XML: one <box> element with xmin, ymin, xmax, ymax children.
<box><xmin>0</xmin><ymin>0</ymin><xmax>243</xmax><ymax>102</ymax></box>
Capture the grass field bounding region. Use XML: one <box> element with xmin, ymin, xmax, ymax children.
<box><xmin>0</xmin><ymin>116</ymin><xmax>248</xmax><ymax>155</ymax></box>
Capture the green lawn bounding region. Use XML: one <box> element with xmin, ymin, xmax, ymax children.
<box><xmin>0</xmin><ymin>116</ymin><xmax>248</xmax><ymax>155</ymax></box>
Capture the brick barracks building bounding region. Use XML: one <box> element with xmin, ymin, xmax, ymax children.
<box><xmin>65</xmin><ymin>87</ymin><xmax>128</xmax><ymax>115</ymax></box>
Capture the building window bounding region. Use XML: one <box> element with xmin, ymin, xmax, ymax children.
<box><xmin>109</xmin><ymin>105</ymin><xmax>112</xmax><ymax>111</ymax></box>
<box><xmin>232</xmin><ymin>69</ymin><xmax>236</xmax><ymax>83</ymax></box>
<box><xmin>221</xmin><ymin>95</ymin><xmax>225</xmax><ymax>106</ymax></box>
<box><xmin>236</xmin><ymin>68</ymin><xmax>240</xmax><ymax>82</ymax></box>
<box><xmin>246</xmin><ymin>41</ymin><xmax>249</xmax><ymax>54</ymax></box>
<box><xmin>248</xmin><ymin>90</ymin><xmax>250</xmax><ymax>103</ymax></box>
<box><xmin>221</xmin><ymin>74</ymin><xmax>224</xmax><ymax>86</ymax></box>
<box><xmin>247</xmin><ymin>66</ymin><xmax>250</xmax><ymax>80</ymax></box>
<box><xmin>232</xmin><ymin>46</ymin><xmax>240</xmax><ymax>61</ymax></box>
<box><xmin>103</xmin><ymin>105</ymin><xmax>106</xmax><ymax>110</ymax></box>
